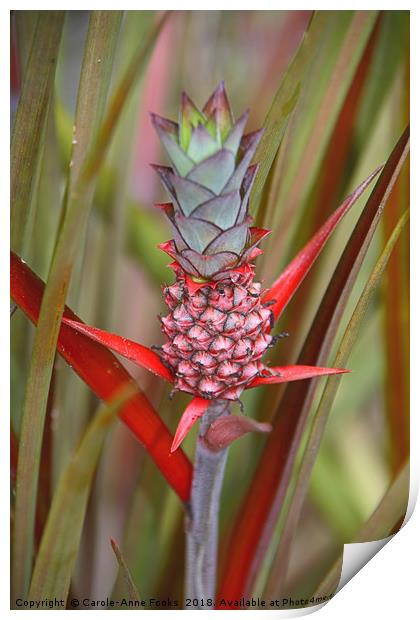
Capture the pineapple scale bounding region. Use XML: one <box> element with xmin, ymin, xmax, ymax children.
<box><xmin>159</xmin><ymin>269</ymin><xmax>273</xmax><ymax>400</ymax></box>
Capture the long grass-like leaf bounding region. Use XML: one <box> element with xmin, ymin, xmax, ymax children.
<box><xmin>12</xmin><ymin>13</ymin><xmax>122</xmax><ymax>600</ymax></box>
<box><xmin>250</xmin><ymin>11</ymin><xmax>328</xmax><ymax>219</ymax></box>
<box><xmin>264</xmin><ymin>167</ymin><xmax>381</xmax><ymax>320</ymax></box>
<box><xmin>313</xmin><ymin>460</ymin><xmax>409</xmax><ymax>598</ymax></box>
<box><xmin>28</xmin><ymin>388</ymin><xmax>136</xmax><ymax>602</ymax></box>
<box><xmin>10</xmin><ymin>252</ymin><xmax>193</xmax><ymax>500</ymax></box>
<box><xmin>111</xmin><ymin>538</ymin><xmax>141</xmax><ymax>604</ymax></box>
<box><xmin>263</xmin><ymin>210</ymin><xmax>409</xmax><ymax>598</ymax></box>
<box><xmin>81</xmin><ymin>11</ymin><xmax>171</xmax><ymax>185</ymax></box>
<box><xmin>382</xmin><ymin>24</ymin><xmax>409</xmax><ymax>474</ymax></box>
<box><xmin>384</xmin><ymin>170</ymin><xmax>410</xmax><ymax>473</ymax></box>
<box><xmin>217</xmin><ymin>126</ymin><xmax>409</xmax><ymax>602</ymax></box>
<box><xmin>254</xmin><ymin>11</ymin><xmax>375</xmax><ymax>232</ymax></box>
<box><xmin>11</xmin><ymin>11</ymin><xmax>65</xmax><ymax>254</ymax></box>
<box><xmin>270</xmin><ymin>18</ymin><xmax>381</xmax><ymax>369</ymax></box>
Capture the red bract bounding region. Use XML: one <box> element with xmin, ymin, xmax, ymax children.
<box><xmin>263</xmin><ymin>166</ymin><xmax>382</xmax><ymax>320</ymax></box>
<box><xmin>50</xmin><ymin>168</ymin><xmax>380</xmax><ymax>452</ymax></box>
<box><xmin>10</xmin><ymin>252</ymin><xmax>192</xmax><ymax>502</ymax></box>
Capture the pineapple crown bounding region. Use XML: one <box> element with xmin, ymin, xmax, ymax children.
<box><xmin>151</xmin><ymin>82</ymin><xmax>269</xmax><ymax>281</ymax></box>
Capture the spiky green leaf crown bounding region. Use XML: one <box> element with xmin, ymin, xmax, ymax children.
<box><xmin>152</xmin><ymin>82</ymin><xmax>269</xmax><ymax>280</ymax></box>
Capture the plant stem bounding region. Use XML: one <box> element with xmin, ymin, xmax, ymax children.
<box><xmin>185</xmin><ymin>400</ymin><xmax>230</xmax><ymax>605</ymax></box>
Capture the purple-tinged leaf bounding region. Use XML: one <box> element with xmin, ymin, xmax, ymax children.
<box><xmin>181</xmin><ymin>249</ymin><xmax>239</xmax><ymax>279</ymax></box>
<box><xmin>224</xmin><ymin>111</ymin><xmax>250</xmax><ymax>156</ymax></box>
<box><xmin>187</xmin><ymin>149</ymin><xmax>235</xmax><ymax>194</ymax></box>
<box><xmin>236</xmin><ymin>164</ymin><xmax>259</xmax><ymax>223</ymax></box>
<box><xmin>187</xmin><ymin>123</ymin><xmax>219</xmax><ymax>163</ymax></box>
<box><xmin>174</xmin><ymin>213</ymin><xmax>221</xmax><ymax>253</ymax></box>
<box><xmin>242</xmin><ymin>227</ymin><xmax>271</xmax><ymax>258</ymax></box>
<box><xmin>202</xmin><ymin>414</ymin><xmax>271</xmax><ymax>452</ymax></box>
<box><xmin>203</xmin><ymin>81</ymin><xmax>234</xmax><ymax>142</ymax></box>
<box><xmin>179</xmin><ymin>91</ymin><xmax>207</xmax><ymax>150</ymax></box>
<box><xmin>223</xmin><ymin>130</ymin><xmax>264</xmax><ymax>193</ymax></box>
<box><xmin>151</xmin><ymin>112</ymin><xmax>195</xmax><ymax>176</ymax></box>
<box><xmin>191</xmin><ymin>191</ymin><xmax>241</xmax><ymax>229</ymax></box>
<box><xmin>204</xmin><ymin>221</ymin><xmax>249</xmax><ymax>255</ymax></box>
<box><xmin>159</xmin><ymin>240</ymin><xmax>202</xmax><ymax>277</ymax></box>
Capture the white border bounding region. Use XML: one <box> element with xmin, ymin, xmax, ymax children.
<box><xmin>3</xmin><ymin>3</ymin><xmax>418</xmax><ymax>619</ymax></box>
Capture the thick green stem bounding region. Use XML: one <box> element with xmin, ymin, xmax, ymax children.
<box><xmin>185</xmin><ymin>400</ymin><xmax>230</xmax><ymax>606</ymax></box>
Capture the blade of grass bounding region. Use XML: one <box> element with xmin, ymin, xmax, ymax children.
<box><xmin>263</xmin><ymin>210</ymin><xmax>409</xmax><ymax>598</ymax></box>
<box><xmin>355</xmin><ymin>11</ymin><xmax>409</xmax><ymax>144</ymax></box>
<box><xmin>313</xmin><ymin>460</ymin><xmax>409</xmax><ymax>598</ymax></box>
<box><xmin>217</xmin><ymin>126</ymin><xmax>409</xmax><ymax>602</ymax></box>
<box><xmin>269</xmin><ymin>17</ymin><xmax>381</xmax><ymax>369</ymax></box>
<box><xmin>10</xmin><ymin>251</ymin><xmax>193</xmax><ymax>500</ymax></box>
<box><xmin>258</xmin><ymin>11</ymin><xmax>377</xmax><ymax>286</ymax></box>
<box><xmin>111</xmin><ymin>538</ymin><xmax>141</xmax><ymax>604</ymax></box>
<box><xmin>12</xmin><ymin>13</ymin><xmax>123</xmax><ymax>598</ymax></box>
<box><xmin>250</xmin><ymin>11</ymin><xmax>330</xmax><ymax>220</ymax></box>
<box><xmin>80</xmin><ymin>11</ymin><xmax>171</xmax><ymax>184</ymax></box>
<box><xmin>11</xmin><ymin>11</ymin><xmax>65</xmax><ymax>255</ymax></box>
<box><xmin>270</xmin><ymin>19</ymin><xmax>380</xmax><ymax>380</ymax></box>
<box><xmin>384</xmin><ymin>164</ymin><xmax>410</xmax><ymax>474</ymax></box>
<box><xmin>13</xmin><ymin>8</ymin><xmax>170</xmax><ymax>494</ymax></box>
<box><xmin>13</xmin><ymin>11</ymin><xmax>170</xmax><ymax>599</ymax></box>
<box><xmin>263</xmin><ymin>167</ymin><xmax>381</xmax><ymax>320</ymax></box>
<box><xmin>51</xmin><ymin>93</ymin><xmax>172</xmax><ymax>285</ymax></box>
<box><xmin>14</xmin><ymin>11</ymin><xmax>39</xmax><ymax>81</ymax></box>
<box><xmin>94</xmin><ymin>12</ymin><xmax>156</xmax><ymax>329</ymax></box>
<box><xmin>383</xmin><ymin>32</ymin><xmax>410</xmax><ymax>474</ymax></box>
<box><xmin>28</xmin><ymin>387</ymin><xmax>136</xmax><ymax>603</ymax></box>
<box><xmin>253</xmin><ymin>11</ymin><xmax>376</xmax><ymax>229</ymax></box>
<box><xmin>60</xmin><ymin>34</ymin><xmax>151</xmax><ymax>582</ymax></box>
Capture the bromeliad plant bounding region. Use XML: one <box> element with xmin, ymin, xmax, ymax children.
<box><xmin>61</xmin><ymin>84</ymin><xmax>380</xmax><ymax>597</ymax></box>
<box><xmin>63</xmin><ymin>84</ymin><xmax>361</xmax><ymax>449</ymax></box>
<box><xmin>10</xmin><ymin>10</ymin><xmax>410</xmax><ymax>610</ymax></box>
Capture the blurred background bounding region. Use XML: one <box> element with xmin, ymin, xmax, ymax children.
<box><xmin>11</xmin><ymin>10</ymin><xmax>409</xmax><ymax>605</ymax></box>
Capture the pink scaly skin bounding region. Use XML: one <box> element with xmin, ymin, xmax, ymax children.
<box><xmin>159</xmin><ymin>265</ymin><xmax>272</xmax><ymax>401</ymax></box>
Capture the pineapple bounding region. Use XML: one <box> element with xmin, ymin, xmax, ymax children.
<box><xmin>152</xmin><ymin>83</ymin><xmax>273</xmax><ymax>402</ymax></box>
<box><xmin>57</xmin><ymin>82</ymin><xmax>372</xmax><ymax>449</ymax></box>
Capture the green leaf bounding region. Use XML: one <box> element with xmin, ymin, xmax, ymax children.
<box><xmin>313</xmin><ymin>459</ymin><xmax>409</xmax><ymax>598</ymax></box>
<box><xmin>111</xmin><ymin>538</ymin><xmax>141</xmax><ymax>604</ymax></box>
<box><xmin>262</xmin><ymin>210</ymin><xmax>409</xmax><ymax>598</ymax></box>
<box><xmin>11</xmin><ymin>11</ymin><xmax>65</xmax><ymax>254</ymax></box>
<box><xmin>12</xmin><ymin>12</ymin><xmax>122</xmax><ymax>600</ymax></box>
<box><xmin>126</xmin><ymin>202</ymin><xmax>172</xmax><ymax>284</ymax></box>
<box><xmin>28</xmin><ymin>387</ymin><xmax>136</xmax><ymax>602</ymax></box>
<box><xmin>356</xmin><ymin>12</ymin><xmax>409</xmax><ymax>144</ymax></box>
<box><xmin>255</xmin><ymin>11</ymin><xmax>377</xmax><ymax>245</ymax></box>
<box><xmin>14</xmin><ymin>11</ymin><xmax>39</xmax><ymax>77</ymax></box>
<box><xmin>218</xmin><ymin>126</ymin><xmax>409</xmax><ymax>601</ymax></box>
<box><xmin>251</xmin><ymin>12</ymin><xmax>355</xmax><ymax>221</ymax></box>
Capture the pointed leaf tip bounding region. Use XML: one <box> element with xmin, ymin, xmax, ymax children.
<box><xmin>203</xmin><ymin>82</ymin><xmax>234</xmax><ymax>142</ymax></box>
<box><xmin>62</xmin><ymin>318</ymin><xmax>174</xmax><ymax>383</ymax></box>
<box><xmin>264</xmin><ymin>167</ymin><xmax>382</xmax><ymax>320</ymax></box>
<box><xmin>248</xmin><ymin>365</ymin><xmax>349</xmax><ymax>388</ymax></box>
<box><xmin>171</xmin><ymin>397</ymin><xmax>210</xmax><ymax>452</ymax></box>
